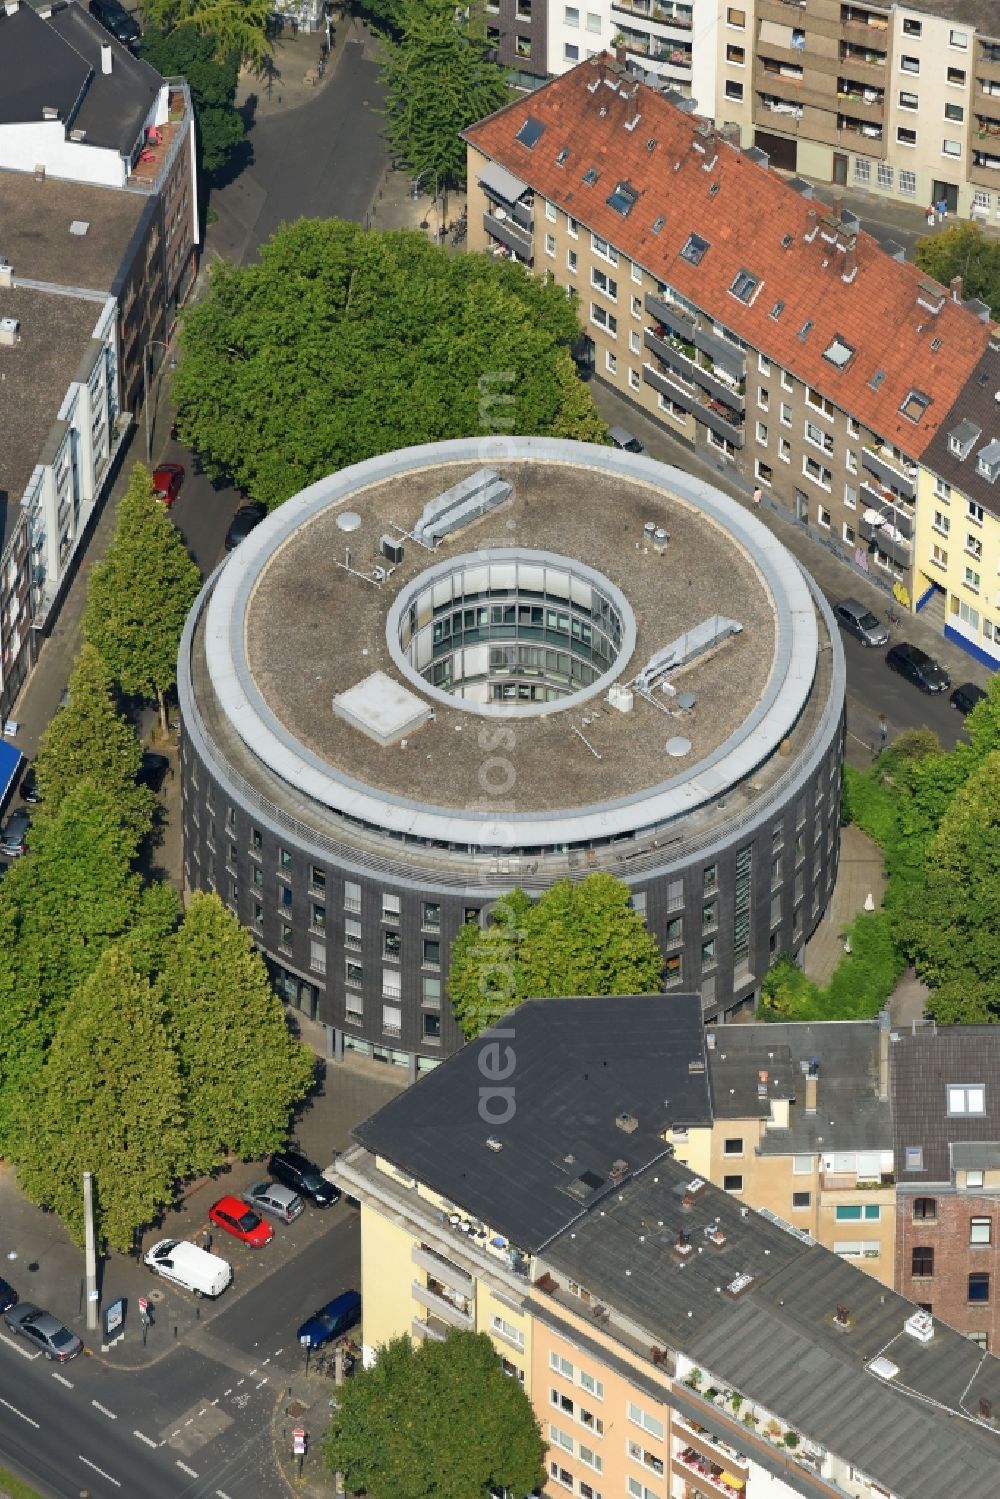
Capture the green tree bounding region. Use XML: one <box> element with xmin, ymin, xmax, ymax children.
<box><xmin>155</xmin><ymin>893</ymin><xmax>313</xmax><ymax>1176</ymax></box>
<box><xmin>381</xmin><ymin>0</ymin><xmax>510</xmax><ymax>186</ymax></box>
<box><xmin>448</xmin><ymin>876</ymin><xmax>663</xmax><ymax>1039</ymax></box>
<box><xmin>32</xmin><ymin>642</ymin><xmax>152</xmax><ymax>838</ymax></box>
<box><xmin>175</xmin><ymin>220</ymin><xmax>603</xmax><ymax>507</ymax></box>
<box><xmin>914</xmin><ymin>221</ymin><xmax>1000</xmax><ymax>317</ymax></box>
<box><xmin>325</xmin><ymin>1331</ymin><xmax>545</xmax><ymax>1499</ymax></box>
<box><xmin>83</xmin><ymin>465</ymin><xmax>202</xmax><ymax>732</ymax></box>
<box><xmin>14</xmin><ymin>949</ymin><xmax>183</xmax><ymax>1251</ymax></box>
<box><xmin>139</xmin><ymin>0</ymin><xmax>272</xmax><ymax>69</ymax></box>
<box><xmin>548</xmin><ymin>348</ymin><xmax>610</xmax><ymax>443</ymax></box>
<box><xmin>908</xmin><ymin>751</ymin><xmax>1000</xmax><ymax>1023</ymax></box>
<box><xmin>0</xmin><ymin>784</ymin><xmax>163</xmax><ymax>1152</ymax></box>
<box><xmin>140</xmin><ymin>26</ymin><xmax>245</xmax><ymax>175</ymax></box>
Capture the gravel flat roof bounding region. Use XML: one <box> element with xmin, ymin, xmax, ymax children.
<box><xmin>243</xmin><ymin>457</ymin><xmax>778</xmax><ymax>814</ymax></box>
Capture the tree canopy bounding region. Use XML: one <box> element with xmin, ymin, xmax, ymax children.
<box><xmin>174</xmin><ymin>218</ymin><xmax>607</xmax><ymax>508</ymax></box>
<box><xmin>914</xmin><ymin>221</ymin><xmax>1000</xmax><ymax>318</ymax></box>
<box><xmin>139</xmin><ymin>0</ymin><xmax>272</xmax><ymax>69</ymax></box>
<box><xmin>140</xmin><ymin>26</ymin><xmax>245</xmax><ymax>175</ymax></box>
<box><xmin>324</xmin><ymin>1331</ymin><xmax>546</xmax><ymax>1499</ymax></box>
<box><xmin>448</xmin><ymin>875</ymin><xmax>663</xmax><ymax>1039</ymax></box>
<box><xmin>155</xmin><ymin>893</ymin><xmax>314</xmax><ymax>1176</ymax></box>
<box><xmin>32</xmin><ymin>642</ymin><xmax>152</xmax><ymax>839</ymax></box>
<box><xmin>380</xmin><ymin>0</ymin><xmax>510</xmax><ymax>186</ymax></box>
<box><xmin>905</xmin><ymin>750</ymin><xmax>1000</xmax><ymax>1024</ymax></box>
<box><xmin>14</xmin><ymin>949</ymin><xmax>184</xmax><ymax>1252</ymax></box>
<box><xmin>83</xmin><ymin>464</ymin><xmax>202</xmax><ymax>730</ymax></box>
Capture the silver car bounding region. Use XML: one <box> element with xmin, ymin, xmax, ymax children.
<box><xmin>4</xmin><ymin>1303</ymin><xmax>82</xmax><ymax>1361</ymax></box>
<box><xmin>834</xmin><ymin>598</ymin><xmax>889</xmax><ymax>648</ymax></box>
<box><xmin>242</xmin><ymin>1181</ymin><xmax>304</xmax><ymax>1224</ymax></box>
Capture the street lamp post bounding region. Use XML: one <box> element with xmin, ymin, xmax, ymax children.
<box><xmin>143</xmin><ymin>337</ymin><xmax>171</xmax><ymax>464</ymax></box>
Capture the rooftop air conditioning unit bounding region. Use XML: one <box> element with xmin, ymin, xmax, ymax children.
<box><xmin>0</xmin><ymin>261</ymin><xmax>12</xmax><ymax>289</ymax></box>
<box><xmin>0</xmin><ymin>318</ymin><xmax>21</xmax><ymax>347</ymax></box>
<box><xmin>904</xmin><ymin>1310</ymin><xmax>934</xmax><ymax>1343</ymax></box>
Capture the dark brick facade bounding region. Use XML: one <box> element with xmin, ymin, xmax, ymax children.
<box><xmin>896</xmin><ymin>1193</ymin><xmax>1000</xmax><ymax>1352</ymax></box>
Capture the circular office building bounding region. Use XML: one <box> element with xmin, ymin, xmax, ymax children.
<box><xmin>179</xmin><ymin>437</ymin><xmax>845</xmax><ymax>1077</ymax></box>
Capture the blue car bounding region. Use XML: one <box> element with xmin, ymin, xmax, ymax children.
<box><xmin>297</xmin><ymin>1290</ymin><xmax>361</xmax><ymax>1349</ymax></box>
<box><xmin>0</xmin><ymin>1278</ymin><xmax>17</xmax><ymax>1315</ymax></box>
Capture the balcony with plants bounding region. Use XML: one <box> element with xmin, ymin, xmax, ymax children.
<box><xmin>837</xmin><ymin>40</ymin><xmax>887</xmax><ymax>71</ymax></box>
<box><xmin>611</xmin><ymin>0</ymin><xmax>693</xmax><ymax>29</ymax></box>
<box><xmin>674</xmin><ymin>1445</ymin><xmax>748</xmax><ymax>1499</ymax></box>
<box><xmin>861</xmin><ymin>441</ymin><xmax>917</xmax><ymax>497</ymax></box>
<box><xmin>613</xmin><ymin>27</ymin><xmax>692</xmax><ymax>66</ymax></box>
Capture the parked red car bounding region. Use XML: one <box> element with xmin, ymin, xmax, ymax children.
<box><xmin>152</xmin><ymin>462</ymin><xmax>185</xmax><ymax>508</ymax></box>
<box><xmin>208</xmin><ymin>1195</ymin><xmax>274</xmax><ymax>1248</ymax></box>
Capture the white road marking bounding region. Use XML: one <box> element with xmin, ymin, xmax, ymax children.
<box><xmin>92</xmin><ymin>1400</ymin><xmax>117</xmax><ymax>1420</ymax></box>
<box><xmin>0</xmin><ymin>1331</ymin><xmax>40</xmax><ymax>1361</ymax></box>
<box><xmin>176</xmin><ymin>1459</ymin><xmax>199</xmax><ymax>1477</ymax></box>
<box><xmin>210</xmin><ymin>1398</ymin><xmax>219</xmax><ymax>1406</ymax></box>
<box><xmin>217</xmin><ymin>1490</ymin><xmax>232</xmax><ymax>1498</ymax></box>
<box><xmin>0</xmin><ymin>1397</ymin><xmax>39</xmax><ymax>1427</ymax></box>
<box><xmin>184</xmin><ymin>1417</ymin><xmax>194</xmax><ymax>1426</ymax></box>
<box><xmin>256</xmin><ymin>1378</ymin><xmax>268</xmax><ymax>1389</ymax></box>
<box><xmin>223</xmin><ymin>1388</ymin><xmax>232</xmax><ymax>1397</ymax></box>
<box><xmin>79</xmin><ymin>1455</ymin><xmax>120</xmax><ymax>1487</ymax></box>
<box><xmin>199</xmin><ymin>1406</ymin><xmax>208</xmax><ymax>1415</ymax></box>
<box><xmin>273</xmin><ymin>1347</ymin><xmax>283</xmax><ymax>1356</ymax></box>
<box><xmin>133</xmin><ymin>1429</ymin><xmax>158</xmax><ymax>1448</ymax></box>
<box><xmin>235</xmin><ymin>1377</ymin><xmax>244</xmax><ymax>1387</ymax></box>
<box><xmin>248</xmin><ymin>1367</ymin><xmax>257</xmax><ymax>1376</ymax></box>
<box><xmin>261</xmin><ymin>1357</ymin><xmax>270</xmax><ymax>1365</ymax></box>
<box><xmin>51</xmin><ymin>1372</ymin><xmax>73</xmax><ymax>1388</ymax></box>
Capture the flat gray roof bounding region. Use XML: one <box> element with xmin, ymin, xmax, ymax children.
<box><xmin>0</xmin><ymin>283</ymin><xmax>106</xmax><ymax>516</ymax></box>
<box><xmin>0</xmin><ymin>170</ymin><xmax>146</xmax><ymax>292</ymax></box>
<box><xmin>202</xmin><ymin>438</ymin><xmax>837</xmax><ymax>851</ymax></box>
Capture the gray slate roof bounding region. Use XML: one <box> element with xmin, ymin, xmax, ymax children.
<box><xmin>892</xmin><ymin>1026</ymin><xmax>1000</xmax><ymax>1186</ymax></box>
<box><xmin>0</xmin><ymin>2</ymin><xmax>160</xmax><ymax>157</ymax></box>
<box><xmin>543</xmin><ymin>1155</ymin><xmax>1000</xmax><ymax>1499</ymax></box>
<box><xmin>353</xmin><ymin>992</ymin><xmax>712</xmax><ymax>1252</ymax></box>
<box><xmin>921</xmin><ymin>346</ymin><xmax>1000</xmax><ymax>519</ymax></box>
<box><xmin>709</xmin><ymin>1020</ymin><xmax>892</xmax><ymax>1154</ymax></box>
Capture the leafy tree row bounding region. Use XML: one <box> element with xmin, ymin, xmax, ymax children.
<box><xmin>0</xmin><ymin>466</ymin><xmax>312</xmax><ymax>1251</ymax></box>
<box><xmin>140</xmin><ymin>0</ymin><xmax>273</xmax><ymax>71</ymax></box>
<box><xmin>173</xmin><ymin>218</ymin><xmax>609</xmax><ymax>509</ymax></box>
<box><xmin>448</xmin><ymin>874</ymin><xmax>663</xmax><ymax>1039</ymax></box>
<box><xmin>761</xmin><ymin>681</ymin><xmax>1000</xmax><ymax>1023</ymax></box>
<box><xmin>915</xmin><ymin>221</ymin><xmax>1000</xmax><ymax>320</ymax></box>
<box><xmin>141</xmin><ymin>26</ymin><xmax>246</xmax><ymax>177</ymax></box>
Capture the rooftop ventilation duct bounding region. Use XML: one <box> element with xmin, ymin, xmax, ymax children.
<box><xmin>633</xmin><ymin>616</ymin><xmax>742</xmax><ymax>694</ymax></box>
<box><xmin>412</xmin><ymin>469</ymin><xmax>512</xmax><ymax>546</ymax></box>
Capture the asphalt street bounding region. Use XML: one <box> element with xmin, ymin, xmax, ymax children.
<box><xmin>0</xmin><ymin>1213</ymin><xmax>360</xmax><ymax>1497</ymax></box>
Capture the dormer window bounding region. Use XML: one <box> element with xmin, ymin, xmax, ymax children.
<box><xmin>680</xmin><ymin>232</ymin><xmax>710</xmax><ymax>266</ymax></box>
<box><xmin>607</xmin><ymin>181</ymin><xmax>639</xmax><ymax>217</ymax></box>
<box><xmin>729</xmin><ymin>269</ymin><xmax>758</xmax><ymax>304</ymax></box>
<box><xmin>948</xmin><ymin>419</ymin><xmax>981</xmax><ymax>460</ymax></box>
<box><xmin>823</xmin><ymin>335</ymin><xmax>855</xmax><ymax>370</ymax></box>
<box><xmin>976</xmin><ymin>438</ymin><xmax>1000</xmax><ymax>482</ymax></box>
<box><xmin>948</xmin><ymin>1084</ymin><xmax>985</xmax><ymax>1115</ymax></box>
<box><xmin>900</xmin><ymin>389</ymin><xmax>931</xmax><ymax>423</ymax></box>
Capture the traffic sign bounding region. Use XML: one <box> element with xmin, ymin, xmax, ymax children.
<box><xmin>292</xmin><ymin>1426</ymin><xmax>306</xmax><ymax>1456</ymax></box>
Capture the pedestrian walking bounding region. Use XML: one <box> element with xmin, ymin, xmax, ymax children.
<box><xmin>878</xmin><ymin>713</ymin><xmax>888</xmax><ymax>751</ymax></box>
<box><xmin>752</xmin><ymin>487</ymin><xmax>763</xmax><ymax>507</ymax></box>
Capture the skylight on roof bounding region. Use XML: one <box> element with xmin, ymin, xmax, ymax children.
<box><xmin>869</xmin><ymin>369</ymin><xmax>886</xmax><ymax>391</ymax></box>
<box><xmin>730</xmin><ymin>269</ymin><xmax>758</xmax><ymax>305</ymax></box>
<box><xmin>556</xmin><ymin>148</ymin><xmax>570</xmax><ymax>166</ymax></box>
<box><xmin>515</xmin><ymin>116</ymin><xmax>545</xmax><ymax>149</ymax></box>
<box><xmin>900</xmin><ymin>389</ymin><xmax>931</xmax><ymax>423</ymax></box>
<box><xmin>647</xmin><ymin>138</ymin><xmax>657</xmax><ymax>152</ymax></box>
<box><xmin>798</xmin><ymin>319</ymin><xmax>814</xmax><ymax>341</ymax></box>
<box><xmin>770</xmin><ymin>300</ymin><xmax>785</xmax><ymax>320</ymax></box>
<box><xmin>781</xmin><ymin>233</ymin><xmax>794</xmax><ymax>249</ymax></box>
<box><xmin>823</xmin><ymin>334</ymin><xmax>854</xmax><ymax>370</ymax></box>
<box><xmin>652</xmin><ymin>216</ymin><xmax>666</xmax><ymax>234</ymax></box>
<box><xmin>607</xmin><ymin>181</ymin><xmax>639</xmax><ymax>217</ymax></box>
<box><xmin>582</xmin><ymin>167</ymin><xmax>600</xmax><ymax>186</ymax></box>
<box><xmin>680</xmin><ymin>232</ymin><xmax>710</xmax><ymax>267</ymax></box>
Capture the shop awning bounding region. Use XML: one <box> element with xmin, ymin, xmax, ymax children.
<box><xmin>720</xmin><ymin>1473</ymin><xmax>746</xmax><ymax>1491</ymax></box>
<box><xmin>477</xmin><ymin>160</ymin><xmax>530</xmax><ymax>206</ymax></box>
<box><xmin>0</xmin><ymin>740</ymin><xmax>22</xmax><ymax>808</ymax></box>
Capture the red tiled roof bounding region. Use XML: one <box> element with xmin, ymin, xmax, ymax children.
<box><xmin>464</xmin><ymin>56</ymin><xmax>992</xmax><ymax>457</ymax></box>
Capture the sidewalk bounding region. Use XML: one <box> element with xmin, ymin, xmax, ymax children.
<box><xmin>803</xmin><ymin>823</ymin><xmax>885</xmax><ymax>986</ymax></box>
<box><xmin>236</xmin><ymin>18</ymin><xmax>348</xmax><ymax>121</ymax></box>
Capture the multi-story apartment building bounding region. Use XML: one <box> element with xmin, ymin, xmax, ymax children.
<box><xmin>913</xmin><ymin>340</ymin><xmax>1000</xmax><ymax>668</ymax></box>
<box><xmin>484</xmin><ymin>0</ymin><xmax>551</xmax><ymax>86</ymax></box>
<box><xmin>465</xmin><ymin>55</ymin><xmax>992</xmax><ymax>613</ymax></box>
<box><xmin>893</xmin><ymin>1027</ymin><xmax>1000</xmax><ymax>1351</ymax></box>
<box><xmin>715</xmin><ymin>0</ymin><xmax>1000</xmax><ymax>223</ymax></box>
<box><xmin>0</xmin><ymin>1</ymin><xmax>198</xmax><ymax>725</ymax></box>
<box><xmin>546</xmin><ymin>0</ymin><xmax>720</xmax><ymax>107</ymax></box>
<box><xmin>334</xmin><ymin>992</ymin><xmax>1000</xmax><ymax>1499</ymax></box>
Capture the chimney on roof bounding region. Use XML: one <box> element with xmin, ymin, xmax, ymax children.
<box><xmin>804</xmin><ymin>1062</ymin><xmax>818</xmax><ymax>1115</ymax></box>
<box><xmin>831</xmin><ymin>195</ymin><xmax>843</xmax><ymax>222</ymax></box>
<box><xmin>950</xmin><ymin>275</ymin><xmax>964</xmax><ymax>302</ymax></box>
<box><xmin>878</xmin><ymin>1006</ymin><xmax>891</xmax><ymax>1102</ymax></box>
<box><xmin>615</xmin><ymin>44</ymin><xmax>626</xmax><ymax>65</ymax></box>
<box><xmin>101</xmin><ymin>43</ymin><xmax>113</xmax><ymax>75</ymax></box>
<box><xmin>3</xmin><ymin>0</ymin><xmax>19</xmax><ymax>14</ymax></box>
<box><xmin>717</xmin><ymin>122</ymin><xmax>740</xmax><ymax>147</ymax></box>
<box><xmin>842</xmin><ymin>242</ymin><xmax>858</xmax><ymax>283</ymax></box>
<box><xmin>805</xmin><ymin>207</ymin><xmax>818</xmax><ymax>240</ymax></box>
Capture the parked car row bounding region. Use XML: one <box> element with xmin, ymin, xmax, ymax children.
<box><xmin>833</xmin><ymin>597</ymin><xmax>989</xmax><ymax>711</ymax></box>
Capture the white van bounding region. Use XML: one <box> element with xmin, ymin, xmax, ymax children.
<box><xmin>144</xmin><ymin>1238</ymin><xmax>232</xmax><ymax>1298</ymax></box>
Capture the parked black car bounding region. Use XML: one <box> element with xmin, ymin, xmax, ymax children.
<box><xmin>18</xmin><ymin>766</ymin><xmax>40</xmax><ymax>804</ymax></box>
<box><xmin>225</xmin><ymin>502</ymin><xmax>268</xmax><ymax>552</ymax></box>
<box><xmin>89</xmin><ymin>0</ymin><xmax>141</xmax><ymax>46</ymax></box>
<box><xmin>136</xmin><ymin>752</ymin><xmax>170</xmax><ymax>791</ymax></box>
<box><xmin>885</xmin><ymin>642</ymin><xmax>950</xmax><ymax>694</ymax></box>
<box><xmin>269</xmin><ymin>1150</ymin><xmax>339</xmax><ymax>1208</ymax></box>
<box><xmin>950</xmin><ymin>682</ymin><xmax>987</xmax><ymax>716</ymax></box>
